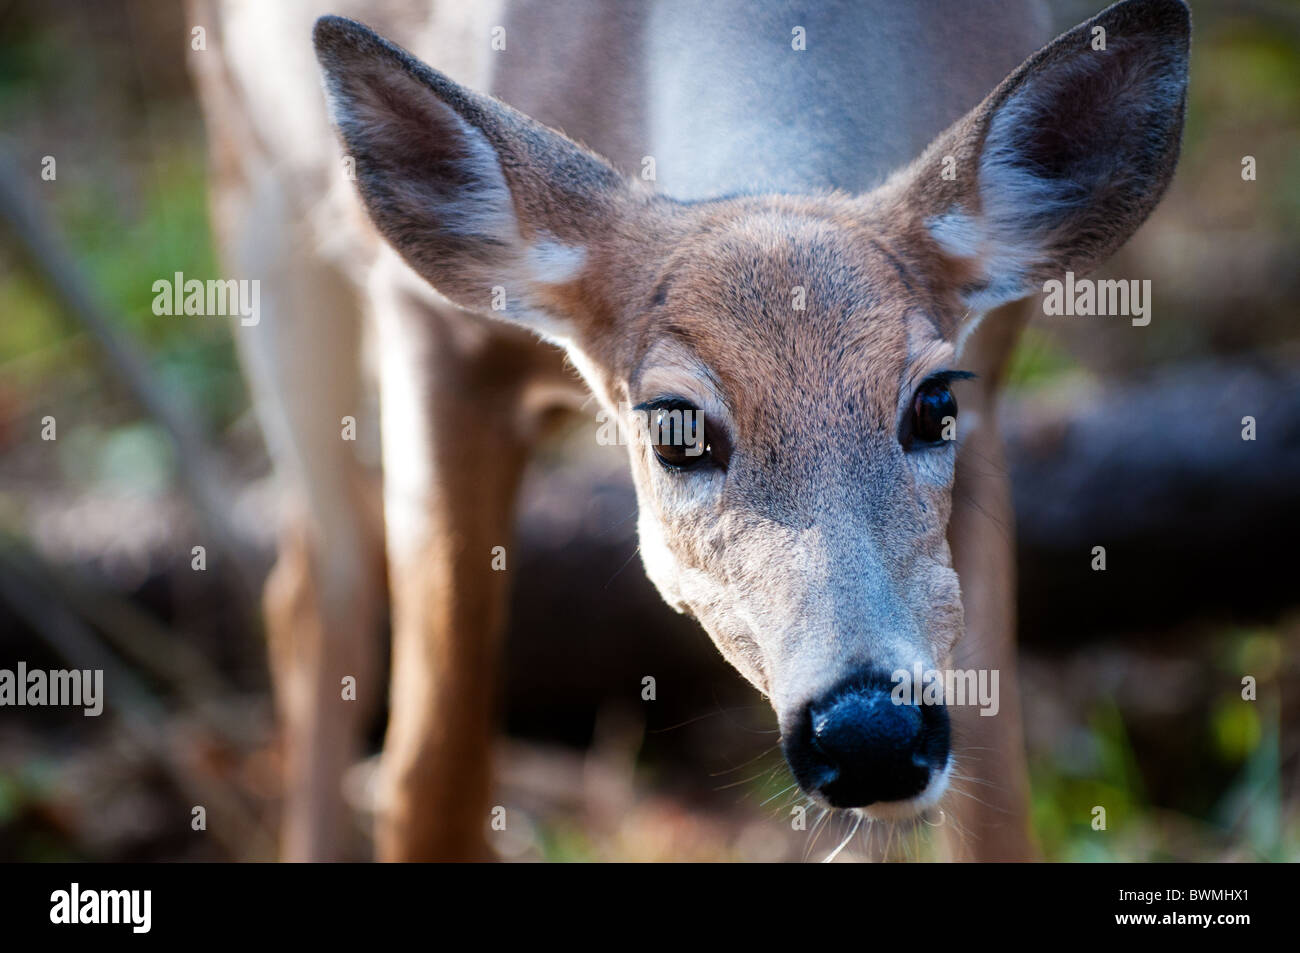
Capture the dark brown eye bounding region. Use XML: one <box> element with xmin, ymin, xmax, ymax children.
<box><xmin>636</xmin><ymin>399</ymin><xmax>723</xmax><ymax>471</ymax></box>
<box><xmin>907</xmin><ymin>377</ymin><xmax>960</xmax><ymax>447</ymax></box>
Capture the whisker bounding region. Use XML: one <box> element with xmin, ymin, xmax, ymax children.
<box><xmin>707</xmin><ymin>743</ymin><xmax>781</xmax><ymax>777</ymax></box>
<box><xmin>946</xmin><ymin>784</ymin><xmax>1010</xmax><ymax>815</ymax></box>
<box><xmin>805</xmin><ymin>806</ymin><xmax>834</xmax><ymax>861</ymax></box>
<box><xmin>759</xmin><ymin>781</ymin><xmax>799</xmax><ymax>807</ymax></box>
<box><xmin>603</xmin><ymin>545</ymin><xmax>642</xmax><ymax>588</ymax></box>
<box><xmin>822</xmin><ymin>812</ymin><xmax>862</xmax><ymax>863</ymax></box>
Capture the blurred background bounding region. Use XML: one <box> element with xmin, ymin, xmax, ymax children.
<box><xmin>0</xmin><ymin>0</ymin><xmax>1297</xmax><ymax>861</ymax></box>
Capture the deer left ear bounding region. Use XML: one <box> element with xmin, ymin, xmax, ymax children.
<box><xmin>880</xmin><ymin>0</ymin><xmax>1190</xmax><ymax>316</ymax></box>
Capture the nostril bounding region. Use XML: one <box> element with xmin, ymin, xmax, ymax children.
<box><xmin>811</xmin><ymin>692</ymin><xmax>922</xmax><ymax>764</ymax></box>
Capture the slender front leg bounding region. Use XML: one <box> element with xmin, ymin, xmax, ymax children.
<box><xmin>943</xmin><ymin>301</ymin><xmax>1037</xmax><ymax>862</ymax></box>
<box><xmin>210</xmin><ymin>159</ymin><xmax>386</xmax><ymax>862</ymax></box>
<box><xmin>371</xmin><ymin>270</ymin><xmax>536</xmax><ymax>861</ymax></box>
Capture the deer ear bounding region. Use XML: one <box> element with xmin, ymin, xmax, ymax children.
<box><xmin>312</xmin><ymin>15</ymin><xmax>628</xmax><ymax>338</ymax></box>
<box><xmin>883</xmin><ymin>0</ymin><xmax>1190</xmax><ymax>315</ymax></box>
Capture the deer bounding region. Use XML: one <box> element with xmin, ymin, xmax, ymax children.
<box><xmin>190</xmin><ymin>0</ymin><xmax>1189</xmax><ymax>861</ymax></box>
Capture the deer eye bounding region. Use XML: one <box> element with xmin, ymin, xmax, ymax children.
<box><xmin>904</xmin><ymin>374</ymin><xmax>966</xmax><ymax>449</ymax></box>
<box><xmin>636</xmin><ymin>398</ymin><xmax>725</xmax><ymax>472</ymax></box>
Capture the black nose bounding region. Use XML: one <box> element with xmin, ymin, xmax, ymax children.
<box><xmin>783</xmin><ymin>672</ymin><xmax>949</xmax><ymax>808</ymax></box>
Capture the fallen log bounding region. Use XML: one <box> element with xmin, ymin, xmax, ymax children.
<box><xmin>503</xmin><ymin>352</ymin><xmax>1300</xmax><ymax>711</ymax></box>
<box><xmin>1007</xmin><ymin>354</ymin><xmax>1300</xmax><ymax>640</ymax></box>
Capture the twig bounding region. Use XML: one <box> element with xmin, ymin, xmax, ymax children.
<box><xmin>0</xmin><ymin>152</ymin><xmax>259</xmax><ymax>607</ymax></box>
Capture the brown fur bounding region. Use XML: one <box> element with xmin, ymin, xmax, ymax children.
<box><xmin>197</xmin><ymin>0</ymin><xmax>1189</xmax><ymax>861</ymax></box>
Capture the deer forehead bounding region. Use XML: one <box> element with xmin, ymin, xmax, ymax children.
<box><xmin>621</xmin><ymin>209</ymin><xmax>954</xmax><ymax>432</ymax></box>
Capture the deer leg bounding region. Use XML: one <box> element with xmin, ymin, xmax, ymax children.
<box><xmin>226</xmin><ymin>172</ymin><xmax>386</xmax><ymax>862</ymax></box>
<box><xmin>370</xmin><ymin>270</ymin><xmax>538</xmax><ymax>861</ymax></box>
<box><xmin>943</xmin><ymin>299</ymin><xmax>1038</xmax><ymax>862</ymax></box>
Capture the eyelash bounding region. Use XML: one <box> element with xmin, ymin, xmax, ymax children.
<box><xmin>919</xmin><ymin>369</ymin><xmax>976</xmax><ymax>389</ymax></box>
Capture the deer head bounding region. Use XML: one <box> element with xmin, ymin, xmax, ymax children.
<box><xmin>313</xmin><ymin>0</ymin><xmax>1189</xmax><ymax>814</ymax></box>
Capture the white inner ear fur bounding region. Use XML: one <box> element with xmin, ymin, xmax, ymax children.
<box><xmin>321</xmin><ymin>66</ymin><xmax>515</xmax><ymax>246</ymax></box>
<box><xmin>925</xmin><ymin>58</ymin><xmax>1102</xmax><ymax>315</ymax></box>
<box><xmin>439</xmin><ymin>117</ymin><xmax>589</xmax><ymax>339</ymax></box>
<box><xmin>324</xmin><ymin>63</ymin><xmax>588</xmax><ymax>342</ymax></box>
<box><xmin>526</xmin><ymin>241</ymin><xmax>587</xmax><ymax>285</ymax></box>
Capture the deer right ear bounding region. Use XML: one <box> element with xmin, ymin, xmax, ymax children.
<box><xmin>312</xmin><ymin>15</ymin><xmax>630</xmax><ymax>339</ymax></box>
<box><xmin>881</xmin><ymin>0</ymin><xmax>1190</xmax><ymax>319</ymax></box>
